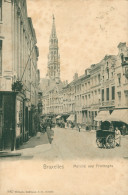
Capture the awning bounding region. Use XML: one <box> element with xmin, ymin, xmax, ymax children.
<box><xmin>94</xmin><ymin>111</ymin><xmax>110</xmax><ymax>122</ymax></box>
<box><xmin>66</xmin><ymin>114</ymin><xmax>75</xmax><ymax>122</ymax></box>
<box><xmin>56</xmin><ymin>115</ymin><xmax>61</xmax><ymax>119</ymax></box>
<box><xmin>106</xmin><ymin>109</ymin><xmax>128</xmax><ymax>124</ymax></box>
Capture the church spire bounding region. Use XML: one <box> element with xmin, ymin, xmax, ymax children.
<box><xmin>50</xmin><ymin>14</ymin><xmax>56</xmax><ymax>38</ymax></box>
<box><xmin>47</xmin><ymin>15</ymin><xmax>60</xmax><ymax>83</ymax></box>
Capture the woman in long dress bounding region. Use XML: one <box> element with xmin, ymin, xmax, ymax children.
<box><xmin>115</xmin><ymin>127</ymin><xmax>121</xmax><ymax>146</ymax></box>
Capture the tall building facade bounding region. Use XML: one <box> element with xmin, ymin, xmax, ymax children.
<box><xmin>42</xmin><ymin>42</ymin><xmax>128</xmax><ymax>130</ymax></box>
<box><xmin>0</xmin><ymin>0</ymin><xmax>39</xmax><ymax>150</ymax></box>
<box><xmin>47</xmin><ymin>15</ymin><xmax>60</xmax><ymax>83</ymax></box>
<box><xmin>41</xmin><ymin>15</ymin><xmax>64</xmax><ymax>119</ymax></box>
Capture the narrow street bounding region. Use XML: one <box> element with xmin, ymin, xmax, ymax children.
<box><xmin>1</xmin><ymin>127</ymin><xmax>128</xmax><ymax>161</ymax></box>
<box><xmin>38</xmin><ymin>127</ymin><xmax>128</xmax><ymax>160</ymax></box>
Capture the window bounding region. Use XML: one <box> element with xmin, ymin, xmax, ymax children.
<box><xmin>117</xmin><ymin>92</ymin><xmax>121</xmax><ymax>106</ymax></box>
<box><xmin>125</xmin><ymin>92</ymin><xmax>128</xmax><ymax>106</ymax></box>
<box><xmin>112</xmin><ymin>86</ymin><xmax>115</xmax><ymax>100</ymax></box>
<box><xmin>117</xmin><ymin>73</ymin><xmax>121</xmax><ymax>86</ymax></box>
<box><xmin>125</xmin><ymin>77</ymin><xmax>128</xmax><ymax>83</ymax></box>
<box><xmin>0</xmin><ymin>0</ymin><xmax>2</xmax><ymax>21</ymax></box>
<box><xmin>98</xmin><ymin>74</ymin><xmax>100</xmax><ymax>84</ymax></box>
<box><xmin>102</xmin><ymin>89</ymin><xmax>104</xmax><ymax>101</ymax></box>
<box><xmin>0</xmin><ymin>40</ymin><xmax>2</xmax><ymax>75</ymax></box>
<box><xmin>106</xmin><ymin>88</ymin><xmax>109</xmax><ymax>101</ymax></box>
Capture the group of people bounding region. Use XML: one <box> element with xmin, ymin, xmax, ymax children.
<box><xmin>40</xmin><ymin>119</ymin><xmax>53</xmax><ymax>133</ymax></box>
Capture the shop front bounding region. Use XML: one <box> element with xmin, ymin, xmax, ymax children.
<box><xmin>0</xmin><ymin>91</ymin><xmax>27</xmax><ymax>151</ymax></box>
<box><xmin>0</xmin><ymin>92</ymin><xmax>16</xmax><ymax>150</ymax></box>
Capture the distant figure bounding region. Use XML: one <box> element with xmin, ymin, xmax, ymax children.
<box><xmin>109</xmin><ymin>123</ymin><xmax>114</xmax><ymax>131</ymax></box>
<box><xmin>78</xmin><ymin>124</ymin><xmax>81</xmax><ymax>132</ymax></box>
<box><xmin>115</xmin><ymin>127</ymin><xmax>121</xmax><ymax>146</ymax></box>
<box><xmin>65</xmin><ymin>122</ymin><xmax>67</xmax><ymax>128</ymax></box>
<box><xmin>122</xmin><ymin>124</ymin><xmax>126</xmax><ymax>136</ymax></box>
<box><xmin>40</xmin><ymin>121</ymin><xmax>47</xmax><ymax>133</ymax></box>
<box><xmin>49</xmin><ymin>121</ymin><xmax>52</xmax><ymax>130</ymax></box>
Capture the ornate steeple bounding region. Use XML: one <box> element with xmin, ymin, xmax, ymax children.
<box><xmin>47</xmin><ymin>15</ymin><xmax>60</xmax><ymax>83</ymax></box>
<box><xmin>50</xmin><ymin>15</ymin><xmax>56</xmax><ymax>38</ymax></box>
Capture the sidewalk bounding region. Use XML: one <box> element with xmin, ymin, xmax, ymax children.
<box><xmin>0</xmin><ymin>132</ymin><xmax>50</xmax><ymax>158</ymax></box>
<box><xmin>18</xmin><ymin>132</ymin><xmax>49</xmax><ymax>150</ymax></box>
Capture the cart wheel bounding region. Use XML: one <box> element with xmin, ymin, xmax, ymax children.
<box><xmin>96</xmin><ymin>138</ymin><xmax>103</xmax><ymax>148</ymax></box>
<box><xmin>106</xmin><ymin>134</ymin><xmax>115</xmax><ymax>148</ymax></box>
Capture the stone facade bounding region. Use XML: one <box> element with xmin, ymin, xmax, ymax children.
<box><xmin>42</xmin><ymin>42</ymin><xmax>128</xmax><ymax>129</ymax></box>
<box><xmin>0</xmin><ymin>0</ymin><xmax>39</xmax><ymax>150</ymax></box>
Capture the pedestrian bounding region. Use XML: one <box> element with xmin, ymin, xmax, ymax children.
<box><xmin>122</xmin><ymin>124</ymin><xmax>126</xmax><ymax>136</ymax></box>
<box><xmin>115</xmin><ymin>127</ymin><xmax>121</xmax><ymax>146</ymax></box>
<box><xmin>109</xmin><ymin>123</ymin><xmax>114</xmax><ymax>131</ymax></box>
<box><xmin>78</xmin><ymin>123</ymin><xmax>81</xmax><ymax>132</ymax></box>
<box><xmin>50</xmin><ymin>120</ymin><xmax>52</xmax><ymax>130</ymax></box>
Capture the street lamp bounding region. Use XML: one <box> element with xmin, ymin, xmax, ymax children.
<box><xmin>121</xmin><ymin>53</ymin><xmax>128</xmax><ymax>78</ymax></box>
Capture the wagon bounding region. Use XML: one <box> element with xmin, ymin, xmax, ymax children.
<box><xmin>96</xmin><ymin>130</ymin><xmax>115</xmax><ymax>148</ymax></box>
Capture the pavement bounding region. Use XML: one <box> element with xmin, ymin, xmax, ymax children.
<box><xmin>0</xmin><ymin>131</ymin><xmax>50</xmax><ymax>159</ymax></box>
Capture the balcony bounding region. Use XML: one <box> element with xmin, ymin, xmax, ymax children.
<box><xmin>101</xmin><ymin>100</ymin><xmax>115</xmax><ymax>107</ymax></box>
<box><xmin>90</xmin><ymin>102</ymin><xmax>100</xmax><ymax>107</ymax></box>
<box><xmin>82</xmin><ymin>105</ymin><xmax>90</xmax><ymax>110</ymax></box>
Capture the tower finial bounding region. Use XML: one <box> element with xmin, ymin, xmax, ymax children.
<box><xmin>47</xmin><ymin>15</ymin><xmax>60</xmax><ymax>81</ymax></box>
<box><xmin>53</xmin><ymin>14</ymin><xmax>55</xmax><ymax>20</ymax></box>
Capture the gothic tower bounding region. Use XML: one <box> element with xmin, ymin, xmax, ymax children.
<box><xmin>47</xmin><ymin>15</ymin><xmax>60</xmax><ymax>83</ymax></box>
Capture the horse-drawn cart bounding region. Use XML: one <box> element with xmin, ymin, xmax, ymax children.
<box><xmin>96</xmin><ymin>130</ymin><xmax>115</xmax><ymax>149</ymax></box>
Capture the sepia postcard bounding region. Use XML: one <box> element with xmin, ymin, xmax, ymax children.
<box><xmin>0</xmin><ymin>0</ymin><xmax>128</xmax><ymax>195</ymax></box>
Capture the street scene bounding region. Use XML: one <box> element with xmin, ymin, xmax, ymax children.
<box><xmin>0</xmin><ymin>0</ymin><xmax>128</xmax><ymax>161</ymax></box>
<box><xmin>0</xmin><ymin>126</ymin><xmax>128</xmax><ymax>160</ymax></box>
<box><xmin>0</xmin><ymin>1</ymin><xmax>128</xmax><ymax>195</ymax></box>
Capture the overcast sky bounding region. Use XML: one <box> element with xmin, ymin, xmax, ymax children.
<box><xmin>27</xmin><ymin>0</ymin><xmax>128</xmax><ymax>82</ymax></box>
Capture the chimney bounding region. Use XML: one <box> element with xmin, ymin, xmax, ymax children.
<box><xmin>85</xmin><ymin>69</ymin><xmax>90</xmax><ymax>76</ymax></box>
<box><xmin>73</xmin><ymin>73</ymin><xmax>78</xmax><ymax>80</ymax></box>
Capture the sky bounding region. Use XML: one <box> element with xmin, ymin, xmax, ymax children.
<box><xmin>27</xmin><ymin>0</ymin><xmax>128</xmax><ymax>82</ymax></box>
